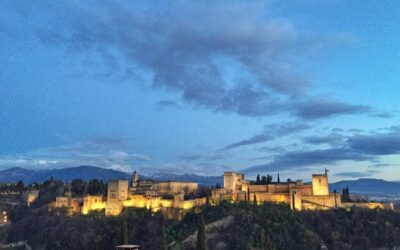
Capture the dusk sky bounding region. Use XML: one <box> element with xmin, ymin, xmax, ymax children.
<box><xmin>1</xmin><ymin>1</ymin><xmax>400</xmax><ymax>181</ymax></box>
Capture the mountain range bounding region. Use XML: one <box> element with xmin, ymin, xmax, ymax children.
<box><xmin>0</xmin><ymin>166</ymin><xmax>399</xmax><ymax>201</ymax></box>
<box><xmin>330</xmin><ymin>178</ymin><xmax>400</xmax><ymax>202</ymax></box>
<box><xmin>0</xmin><ymin>166</ymin><xmax>222</xmax><ymax>186</ymax></box>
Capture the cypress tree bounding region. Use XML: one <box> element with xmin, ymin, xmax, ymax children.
<box><xmin>196</xmin><ymin>213</ymin><xmax>207</xmax><ymax>250</ymax></box>
<box><xmin>120</xmin><ymin>218</ymin><xmax>128</xmax><ymax>245</ymax></box>
<box><xmin>256</xmin><ymin>174</ymin><xmax>261</xmax><ymax>184</ymax></box>
<box><xmin>253</xmin><ymin>194</ymin><xmax>257</xmax><ymax>221</ymax></box>
<box><xmin>161</xmin><ymin>227</ymin><xmax>168</xmax><ymax>250</ymax></box>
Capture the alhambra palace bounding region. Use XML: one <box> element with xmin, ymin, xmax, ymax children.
<box><xmin>52</xmin><ymin>170</ymin><xmax>393</xmax><ymax>217</ymax></box>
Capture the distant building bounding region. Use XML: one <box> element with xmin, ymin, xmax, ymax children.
<box><xmin>0</xmin><ymin>210</ymin><xmax>8</xmax><ymax>225</ymax></box>
<box><xmin>115</xmin><ymin>245</ymin><xmax>140</xmax><ymax>250</ymax></box>
<box><xmin>26</xmin><ymin>189</ymin><xmax>39</xmax><ymax>206</ymax></box>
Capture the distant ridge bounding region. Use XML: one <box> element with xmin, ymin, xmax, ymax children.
<box><xmin>330</xmin><ymin>178</ymin><xmax>400</xmax><ymax>201</ymax></box>
<box><xmin>0</xmin><ymin>166</ymin><xmax>223</xmax><ymax>186</ymax></box>
<box><xmin>0</xmin><ymin>166</ymin><xmax>130</xmax><ymax>183</ymax></box>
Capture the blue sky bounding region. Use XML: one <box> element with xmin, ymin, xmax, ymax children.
<box><xmin>1</xmin><ymin>1</ymin><xmax>400</xmax><ymax>181</ymax></box>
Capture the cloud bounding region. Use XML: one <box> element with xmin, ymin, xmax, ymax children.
<box><xmin>242</xmin><ymin>147</ymin><xmax>372</xmax><ymax>173</ymax></box>
<box><xmin>334</xmin><ymin>170</ymin><xmax>380</xmax><ymax>178</ymax></box>
<box><xmin>157</xmin><ymin>100</ymin><xmax>181</xmax><ymax>110</ymax></box>
<box><xmin>294</xmin><ymin>98</ymin><xmax>372</xmax><ymax>120</ymax></box>
<box><xmin>130</xmin><ymin>154</ymin><xmax>152</xmax><ymax>162</ymax></box>
<box><xmin>348</xmin><ymin>127</ymin><xmax>400</xmax><ymax>155</ymax></box>
<box><xmin>223</xmin><ymin>122</ymin><xmax>310</xmax><ymax>150</ymax></box>
<box><xmin>28</xmin><ymin>1</ymin><xmax>375</xmax><ymax>120</ymax></box>
<box><xmin>140</xmin><ymin>162</ymin><xmax>228</xmax><ymax>176</ymax></box>
<box><xmin>176</xmin><ymin>151</ymin><xmax>231</xmax><ymax>162</ymax></box>
<box><xmin>303</xmin><ymin>133</ymin><xmax>345</xmax><ymax>146</ymax></box>
<box><xmin>243</xmin><ymin>125</ymin><xmax>400</xmax><ymax>174</ymax></box>
<box><xmin>224</xmin><ymin>134</ymin><xmax>274</xmax><ymax>151</ymax></box>
<box><xmin>371</xmin><ymin>112</ymin><xmax>394</xmax><ymax>118</ymax></box>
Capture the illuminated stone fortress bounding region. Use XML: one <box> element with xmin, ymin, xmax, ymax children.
<box><xmin>54</xmin><ymin>169</ymin><xmax>392</xmax><ymax>216</ymax></box>
<box><xmin>211</xmin><ymin>169</ymin><xmax>392</xmax><ymax>210</ymax></box>
<box><xmin>55</xmin><ymin>171</ymin><xmax>206</xmax><ymax>216</ymax></box>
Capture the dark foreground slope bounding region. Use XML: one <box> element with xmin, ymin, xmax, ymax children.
<box><xmin>2</xmin><ymin>201</ymin><xmax>400</xmax><ymax>250</ymax></box>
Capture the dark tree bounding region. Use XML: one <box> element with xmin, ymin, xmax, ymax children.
<box><xmin>120</xmin><ymin>218</ymin><xmax>128</xmax><ymax>245</ymax></box>
<box><xmin>261</xmin><ymin>175</ymin><xmax>267</xmax><ymax>184</ymax></box>
<box><xmin>16</xmin><ymin>180</ymin><xmax>25</xmax><ymax>193</ymax></box>
<box><xmin>86</xmin><ymin>179</ymin><xmax>106</xmax><ymax>195</ymax></box>
<box><xmin>196</xmin><ymin>213</ymin><xmax>207</xmax><ymax>250</ymax></box>
<box><xmin>253</xmin><ymin>194</ymin><xmax>257</xmax><ymax>221</ymax></box>
<box><xmin>71</xmin><ymin>179</ymin><xmax>87</xmax><ymax>196</ymax></box>
<box><xmin>161</xmin><ymin>226</ymin><xmax>168</xmax><ymax>250</ymax></box>
<box><xmin>267</xmin><ymin>174</ymin><xmax>273</xmax><ymax>184</ymax></box>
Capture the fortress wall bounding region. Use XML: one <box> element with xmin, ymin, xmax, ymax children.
<box><xmin>70</xmin><ymin>199</ymin><xmax>82</xmax><ymax>213</ymax></box>
<box><xmin>296</xmin><ymin>185</ymin><xmax>313</xmax><ymax>196</ymax></box>
<box><xmin>153</xmin><ymin>182</ymin><xmax>198</xmax><ymax>194</ymax></box>
<box><xmin>160</xmin><ymin>198</ymin><xmax>174</xmax><ymax>208</ymax></box>
<box><xmin>341</xmin><ymin>202</ymin><xmax>389</xmax><ymax>209</ymax></box>
<box><xmin>250</xmin><ymin>192</ymin><xmax>290</xmax><ymax>204</ymax></box>
<box><xmin>82</xmin><ymin>195</ymin><xmax>106</xmax><ymax>214</ymax></box>
<box><xmin>268</xmin><ymin>184</ymin><xmax>291</xmax><ymax>193</ymax></box>
<box><xmin>248</xmin><ymin>185</ymin><xmax>268</xmax><ymax>192</ymax></box>
<box><xmin>301</xmin><ymin>195</ymin><xmax>340</xmax><ymax>210</ymax></box>
<box><xmin>174</xmin><ymin>197</ymin><xmax>207</xmax><ymax>210</ymax></box>
<box><xmin>106</xmin><ymin>200</ymin><xmax>124</xmax><ymax>216</ymax></box>
<box><xmin>236</xmin><ymin>191</ymin><xmax>247</xmax><ymax>201</ymax></box>
<box><xmin>55</xmin><ymin>197</ymin><xmax>82</xmax><ymax>214</ymax></box>
<box><xmin>55</xmin><ymin>197</ymin><xmax>70</xmax><ymax>208</ymax></box>
<box><xmin>123</xmin><ymin>194</ymin><xmax>146</xmax><ymax>208</ymax></box>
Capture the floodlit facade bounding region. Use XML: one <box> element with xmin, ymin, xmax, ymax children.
<box><xmin>53</xmin><ymin>171</ymin><xmax>206</xmax><ymax>217</ymax></box>
<box><xmin>211</xmin><ymin>169</ymin><xmax>390</xmax><ymax>211</ymax></box>
<box><xmin>52</xmin><ymin>169</ymin><xmax>392</xmax><ymax>216</ymax></box>
<box><xmin>26</xmin><ymin>189</ymin><xmax>39</xmax><ymax>206</ymax></box>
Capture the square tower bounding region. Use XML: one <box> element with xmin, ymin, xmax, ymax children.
<box><xmin>312</xmin><ymin>170</ymin><xmax>329</xmax><ymax>196</ymax></box>
<box><xmin>107</xmin><ymin>179</ymin><xmax>129</xmax><ymax>201</ymax></box>
<box><xmin>224</xmin><ymin>172</ymin><xmax>245</xmax><ymax>191</ymax></box>
<box><xmin>106</xmin><ymin>179</ymin><xmax>128</xmax><ymax>216</ymax></box>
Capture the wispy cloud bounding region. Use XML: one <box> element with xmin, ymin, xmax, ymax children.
<box><xmin>334</xmin><ymin>170</ymin><xmax>380</xmax><ymax>178</ymax></box>
<box><xmin>303</xmin><ymin>132</ymin><xmax>345</xmax><ymax>146</ymax></box>
<box><xmin>294</xmin><ymin>98</ymin><xmax>372</xmax><ymax>120</ymax></box>
<box><xmin>243</xmin><ymin>147</ymin><xmax>373</xmax><ymax>173</ymax></box>
<box><xmin>222</xmin><ymin>122</ymin><xmax>310</xmax><ymax>150</ymax></box>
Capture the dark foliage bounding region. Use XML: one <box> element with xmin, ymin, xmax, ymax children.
<box><xmin>3</xmin><ymin>201</ymin><xmax>400</xmax><ymax>249</ymax></box>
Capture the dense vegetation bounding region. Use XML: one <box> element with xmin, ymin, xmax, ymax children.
<box><xmin>1</xmin><ymin>200</ymin><xmax>400</xmax><ymax>250</ymax></box>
